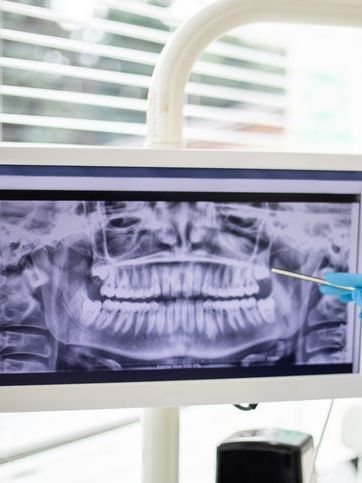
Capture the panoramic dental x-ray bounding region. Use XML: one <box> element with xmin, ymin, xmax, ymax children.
<box><xmin>0</xmin><ymin>193</ymin><xmax>357</xmax><ymax>380</ymax></box>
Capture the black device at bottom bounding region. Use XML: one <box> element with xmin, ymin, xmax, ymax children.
<box><xmin>216</xmin><ymin>428</ymin><xmax>314</xmax><ymax>483</ymax></box>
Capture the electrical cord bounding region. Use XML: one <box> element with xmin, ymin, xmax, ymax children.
<box><xmin>233</xmin><ymin>403</ymin><xmax>258</xmax><ymax>411</ymax></box>
<box><xmin>308</xmin><ymin>399</ymin><xmax>335</xmax><ymax>483</ymax></box>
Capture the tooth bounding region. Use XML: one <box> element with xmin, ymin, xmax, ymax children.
<box><xmin>223</xmin><ymin>266</ymin><xmax>232</xmax><ymax>287</ymax></box>
<box><xmin>166</xmin><ymin>266</ymin><xmax>172</xmax><ymax>297</ymax></box>
<box><xmin>233</xmin><ymin>266</ymin><xmax>242</xmax><ymax>284</ymax></box>
<box><xmin>241</xmin><ymin>276</ymin><xmax>250</xmax><ymax>296</ymax></box>
<box><xmin>188</xmin><ymin>264</ymin><xmax>195</xmax><ymax>297</ymax></box>
<box><xmin>122</xmin><ymin>313</ymin><xmax>134</xmax><ymax>333</ymax></box>
<box><xmin>214</xmin><ymin>309</ymin><xmax>224</xmax><ymax>332</ymax></box>
<box><xmin>113</xmin><ymin>302</ymin><xmax>129</xmax><ymax>332</ymax></box>
<box><xmin>248</xmin><ymin>297</ymin><xmax>257</xmax><ymax>307</ymax></box>
<box><xmin>252</xmin><ymin>307</ymin><xmax>264</xmax><ymax>326</ymax></box>
<box><xmin>239</xmin><ymin>298</ymin><xmax>249</xmax><ymax>310</ymax></box>
<box><xmin>173</xmin><ymin>266</ymin><xmax>182</xmax><ymax>297</ymax></box>
<box><xmin>246</xmin><ymin>279</ymin><xmax>259</xmax><ymax>296</ymax></box>
<box><xmin>114</xmin><ymin>303</ymin><xmax>130</xmax><ymax>332</ymax></box>
<box><xmin>226</xmin><ymin>308</ymin><xmax>239</xmax><ymax>330</ymax></box>
<box><xmin>166</xmin><ymin>302</ymin><xmax>174</xmax><ymax>334</ymax></box>
<box><xmin>187</xmin><ymin>301</ymin><xmax>195</xmax><ymax>333</ymax></box>
<box><xmin>128</xmin><ymin>268</ymin><xmax>134</xmax><ymax>288</ymax></box>
<box><xmin>118</xmin><ymin>270</ymin><xmax>127</xmax><ymax>290</ymax></box>
<box><xmin>144</xmin><ymin>312</ymin><xmax>151</xmax><ymax>334</ymax></box>
<box><xmin>236</xmin><ymin>307</ymin><xmax>247</xmax><ymax>329</ymax></box>
<box><xmin>193</xmin><ymin>264</ymin><xmax>202</xmax><ymax>296</ymax></box>
<box><xmin>215</xmin><ymin>266</ymin><xmax>224</xmax><ymax>288</ymax></box>
<box><xmin>151</xmin><ymin>267</ymin><xmax>160</xmax><ymax>298</ymax></box>
<box><xmin>124</xmin><ymin>302</ymin><xmax>137</xmax><ymax>330</ymax></box>
<box><xmin>104</xmin><ymin>270</ymin><xmax>117</xmax><ymax>298</ymax></box>
<box><xmin>183</xmin><ymin>267</ymin><xmax>192</xmax><ymax>297</ymax></box>
<box><xmin>183</xmin><ymin>301</ymin><xmax>193</xmax><ymax>333</ymax></box>
<box><xmin>92</xmin><ymin>265</ymin><xmax>108</xmax><ymax>281</ymax></box>
<box><xmin>233</xmin><ymin>272</ymin><xmax>245</xmax><ymax>297</ymax></box>
<box><xmin>98</xmin><ymin>300</ymin><xmax>119</xmax><ymax>328</ymax></box>
<box><xmin>179</xmin><ymin>267</ymin><xmax>185</xmax><ymax>296</ymax></box>
<box><xmin>114</xmin><ymin>313</ymin><xmax>123</xmax><ymax>332</ymax></box>
<box><xmin>258</xmin><ymin>297</ymin><xmax>276</xmax><ymax>323</ymax></box>
<box><xmin>116</xmin><ymin>287</ymin><xmax>124</xmax><ymax>299</ymax></box>
<box><xmin>216</xmin><ymin>287</ymin><xmax>225</xmax><ymax>298</ymax></box>
<box><xmin>118</xmin><ymin>270</ymin><xmax>130</xmax><ymax>297</ymax></box>
<box><xmin>204</xmin><ymin>311</ymin><xmax>217</xmax><ymax>339</ymax></box>
<box><xmin>81</xmin><ymin>299</ymin><xmax>101</xmax><ymax>326</ymax></box>
<box><xmin>245</xmin><ymin>297</ymin><xmax>263</xmax><ymax>326</ymax></box>
<box><xmin>211</xmin><ymin>266</ymin><xmax>218</xmax><ymax>288</ymax></box>
<box><xmin>135</xmin><ymin>267</ymin><xmax>145</xmax><ymax>289</ymax></box>
<box><xmin>147</xmin><ymin>302</ymin><xmax>158</xmax><ymax>334</ymax></box>
<box><xmin>174</xmin><ymin>300</ymin><xmax>182</xmax><ymax>330</ymax></box>
<box><xmin>196</xmin><ymin>300</ymin><xmax>204</xmax><ymax>333</ymax></box>
<box><xmin>239</xmin><ymin>298</ymin><xmax>255</xmax><ymax>327</ymax></box>
<box><xmin>210</xmin><ymin>300</ymin><xmax>220</xmax><ymax>310</ymax></box>
<box><xmin>95</xmin><ymin>308</ymin><xmax>111</xmax><ymax>329</ymax></box>
<box><xmin>254</xmin><ymin>264</ymin><xmax>269</xmax><ymax>281</ymax></box>
<box><xmin>160</xmin><ymin>266</ymin><xmax>169</xmax><ymax>297</ymax></box>
<box><xmin>141</xmin><ymin>285</ymin><xmax>151</xmax><ymax>299</ymax></box>
<box><xmin>128</xmin><ymin>268</ymin><xmax>135</xmax><ymax>289</ymax></box>
<box><xmin>159</xmin><ymin>266</ymin><xmax>165</xmax><ymax>296</ymax></box>
<box><xmin>141</xmin><ymin>266</ymin><xmax>149</xmax><ymax>289</ymax></box>
<box><xmin>113</xmin><ymin>271</ymin><xmax>119</xmax><ymax>293</ymax></box>
<box><xmin>156</xmin><ymin>302</ymin><xmax>166</xmax><ymax>335</ymax></box>
<box><xmin>202</xmin><ymin>266</ymin><xmax>212</xmax><ymax>296</ymax></box>
<box><xmin>103</xmin><ymin>299</ymin><xmax>115</xmax><ymax>311</ymax></box>
<box><xmin>135</xmin><ymin>310</ymin><xmax>145</xmax><ymax>335</ymax></box>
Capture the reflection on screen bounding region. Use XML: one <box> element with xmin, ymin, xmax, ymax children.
<box><xmin>0</xmin><ymin>194</ymin><xmax>358</xmax><ymax>380</ymax></box>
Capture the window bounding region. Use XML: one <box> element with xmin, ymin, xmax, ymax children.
<box><xmin>1</xmin><ymin>0</ymin><xmax>287</xmax><ymax>148</ymax></box>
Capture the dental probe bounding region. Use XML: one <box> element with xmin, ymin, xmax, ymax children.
<box><xmin>271</xmin><ymin>268</ymin><xmax>356</xmax><ymax>292</ymax></box>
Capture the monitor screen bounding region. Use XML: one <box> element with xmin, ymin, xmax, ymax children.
<box><xmin>0</xmin><ymin>163</ymin><xmax>360</xmax><ymax>387</ymax></box>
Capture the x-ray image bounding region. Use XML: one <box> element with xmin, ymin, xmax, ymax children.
<box><xmin>0</xmin><ymin>195</ymin><xmax>358</xmax><ymax>377</ymax></box>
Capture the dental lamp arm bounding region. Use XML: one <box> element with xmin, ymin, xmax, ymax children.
<box><xmin>146</xmin><ymin>0</ymin><xmax>362</xmax><ymax>149</ymax></box>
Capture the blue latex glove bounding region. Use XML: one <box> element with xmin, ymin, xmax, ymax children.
<box><xmin>320</xmin><ymin>272</ymin><xmax>362</xmax><ymax>317</ymax></box>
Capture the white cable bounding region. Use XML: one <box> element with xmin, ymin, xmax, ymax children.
<box><xmin>309</xmin><ymin>399</ymin><xmax>335</xmax><ymax>483</ymax></box>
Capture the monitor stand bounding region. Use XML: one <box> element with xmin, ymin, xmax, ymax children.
<box><xmin>142</xmin><ymin>408</ymin><xmax>179</xmax><ymax>483</ymax></box>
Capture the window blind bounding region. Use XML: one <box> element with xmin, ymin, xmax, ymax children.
<box><xmin>1</xmin><ymin>0</ymin><xmax>288</xmax><ymax>147</ymax></box>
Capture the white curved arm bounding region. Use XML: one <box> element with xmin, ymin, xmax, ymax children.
<box><xmin>146</xmin><ymin>0</ymin><xmax>362</xmax><ymax>148</ymax></box>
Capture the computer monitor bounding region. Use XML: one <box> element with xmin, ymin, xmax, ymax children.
<box><xmin>0</xmin><ymin>146</ymin><xmax>362</xmax><ymax>412</ymax></box>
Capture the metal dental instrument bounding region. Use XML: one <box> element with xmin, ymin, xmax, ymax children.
<box><xmin>271</xmin><ymin>268</ymin><xmax>356</xmax><ymax>292</ymax></box>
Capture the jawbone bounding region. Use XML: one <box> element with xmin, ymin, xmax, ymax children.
<box><xmin>41</xmin><ymin>258</ymin><xmax>295</xmax><ymax>361</ymax></box>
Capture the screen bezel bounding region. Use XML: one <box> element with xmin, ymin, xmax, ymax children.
<box><xmin>0</xmin><ymin>145</ymin><xmax>362</xmax><ymax>412</ymax></box>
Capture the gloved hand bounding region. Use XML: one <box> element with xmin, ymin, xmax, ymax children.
<box><xmin>320</xmin><ymin>273</ymin><xmax>362</xmax><ymax>318</ymax></box>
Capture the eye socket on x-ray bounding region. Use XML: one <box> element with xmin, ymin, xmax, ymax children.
<box><xmin>0</xmin><ymin>188</ymin><xmax>359</xmax><ymax>383</ymax></box>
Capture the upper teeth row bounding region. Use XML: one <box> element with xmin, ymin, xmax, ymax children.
<box><xmin>94</xmin><ymin>263</ymin><xmax>269</xmax><ymax>300</ymax></box>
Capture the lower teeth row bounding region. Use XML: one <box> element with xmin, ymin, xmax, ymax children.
<box><xmin>80</xmin><ymin>297</ymin><xmax>276</xmax><ymax>335</ymax></box>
